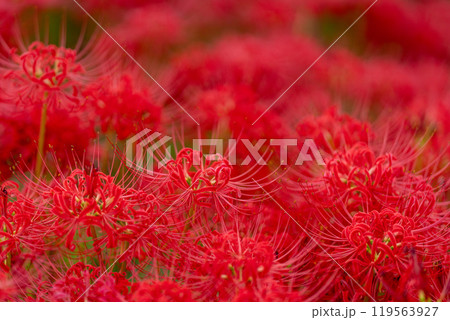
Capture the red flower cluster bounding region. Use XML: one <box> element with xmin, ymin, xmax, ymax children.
<box><xmin>0</xmin><ymin>0</ymin><xmax>448</xmax><ymax>302</ymax></box>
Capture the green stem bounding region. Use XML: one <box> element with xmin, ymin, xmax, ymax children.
<box><xmin>35</xmin><ymin>102</ymin><xmax>48</xmax><ymax>176</ymax></box>
<box><xmin>5</xmin><ymin>252</ymin><xmax>11</xmax><ymax>270</ymax></box>
<box><xmin>90</xmin><ymin>225</ymin><xmax>103</xmax><ymax>268</ymax></box>
<box><xmin>119</xmin><ymin>241</ymin><xmax>129</xmax><ymax>273</ymax></box>
<box><xmin>2</xmin><ymin>222</ymin><xmax>11</xmax><ymax>269</ymax></box>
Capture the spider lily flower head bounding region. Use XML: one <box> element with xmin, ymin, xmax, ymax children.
<box><xmin>151</xmin><ymin>147</ymin><xmax>272</xmax><ymax>224</ymax></box>
<box><xmin>1</xmin><ymin>41</ymin><xmax>85</xmax><ymax>109</ymax></box>
<box><xmin>0</xmin><ymin>32</ymin><xmax>114</xmax><ymax>177</ymax></box>
<box><xmin>0</xmin><ymin>32</ymin><xmax>115</xmax><ymax>111</ymax></box>
<box><xmin>32</xmin><ymin>163</ymin><xmax>178</xmax><ymax>271</ymax></box>
<box><xmin>166</xmin><ymin>148</ymin><xmax>234</xmax><ymax>195</ymax></box>
<box><xmin>305</xmin><ymin>141</ymin><xmax>431</xmax><ymax>213</ymax></box>
<box><xmin>186</xmin><ymin>230</ymin><xmax>277</xmax><ymax>301</ymax></box>
<box><xmin>153</xmin><ymin>148</ymin><xmax>247</xmax><ymax>227</ymax></box>
<box><xmin>383</xmin><ymin>247</ymin><xmax>449</xmax><ymax>302</ymax></box>
<box><xmin>43</xmin><ymin>168</ymin><xmax>131</xmax><ymax>250</ymax></box>
<box><xmin>179</xmin><ymin>206</ymin><xmax>318</xmax><ymax>302</ymax></box>
<box><xmin>296</xmin><ymin>107</ymin><xmax>373</xmax><ymax>155</ymax></box>
<box><xmin>342</xmin><ymin>208</ymin><xmax>417</xmax><ymax>270</ymax></box>
<box><xmin>300</xmin><ymin>139</ymin><xmax>448</xmax><ymax>301</ymax></box>
<box><xmin>290</xmin><ymin>107</ymin><xmax>373</xmax><ymax>182</ymax></box>
<box><xmin>334</xmin><ymin>207</ymin><xmax>447</xmax><ymax>301</ymax></box>
<box><xmin>185</xmin><ymin>229</ymin><xmax>314</xmax><ymax>302</ymax></box>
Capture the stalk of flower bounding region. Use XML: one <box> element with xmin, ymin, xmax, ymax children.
<box><xmin>0</xmin><ymin>34</ymin><xmax>115</xmax><ymax>178</ymax></box>
<box><xmin>35</xmin><ymin>97</ymin><xmax>47</xmax><ymax>176</ymax></box>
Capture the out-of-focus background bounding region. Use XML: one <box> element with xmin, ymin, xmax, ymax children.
<box><xmin>0</xmin><ymin>0</ymin><xmax>449</xmax><ymax>176</ymax></box>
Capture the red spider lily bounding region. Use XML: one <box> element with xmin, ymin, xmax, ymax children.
<box><xmin>338</xmin><ymin>209</ymin><xmax>419</xmax><ymax>292</ymax></box>
<box><xmin>0</xmin><ymin>33</ymin><xmax>112</xmax><ymax>175</ymax></box>
<box><xmin>296</xmin><ymin>107</ymin><xmax>372</xmax><ymax>155</ymax></box>
<box><xmin>154</xmin><ymin>148</ymin><xmax>244</xmax><ymax>222</ymax></box>
<box><xmin>0</xmin><ymin>104</ymin><xmax>96</xmax><ymax>179</ymax></box>
<box><xmin>186</xmin><ymin>230</ymin><xmax>276</xmax><ymax>301</ymax></box>
<box><xmin>379</xmin><ymin>248</ymin><xmax>447</xmax><ymax>302</ymax></box>
<box><xmin>130</xmin><ymin>280</ymin><xmax>193</xmax><ymax>302</ymax></box>
<box><xmin>113</xmin><ymin>202</ymin><xmax>177</xmax><ymax>264</ymax></box>
<box><xmin>168</xmin><ymin>35</ymin><xmax>323</xmax><ymax>104</ymax></box>
<box><xmin>150</xmin><ymin>146</ymin><xmax>274</xmax><ymax>227</ymax></box>
<box><xmin>182</xmin><ymin>226</ymin><xmax>315</xmax><ymax>302</ymax></box>
<box><xmin>306</xmin><ymin>143</ymin><xmax>425</xmax><ymax>213</ymax></box>
<box><xmin>85</xmin><ymin>74</ymin><xmax>162</xmax><ymax>140</ymax></box>
<box><xmin>0</xmin><ymin>181</ymin><xmax>49</xmax><ymax>272</ymax></box>
<box><xmin>44</xmin><ymin>168</ymin><xmax>130</xmax><ymax>250</ymax></box>
<box><xmin>0</xmin><ymin>270</ymin><xmax>16</xmax><ymax>301</ymax></box>
<box><xmin>299</xmin><ymin>141</ymin><xmax>449</xmax><ymax>301</ymax></box>
<box><xmin>50</xmin><ymin>262</ymin><xmax>129</xmax><ymax>302</ymax></box>
<box><xmin>165</xmin><ymin>149</ymin><xmax>233</xmax><ymax>200</ymax></box>
<box><xmin>306</xmin><ymin>205</ymin><xmax>447</xmax><ymax>301</ymax></box>
<box><xmin>112</xmin><ymin>3</ymin><xmax>184</xmax><ymax>58</ymax></box>
<box><xmin>195</xmin><ymin>84</ymin><xmax>292</xmax><ymax>141</ymax></box>
<box><xmin>35</xmin><ymin>165</ymin><xmax>179</xmax><ymax>276</ymax></box>
<box><xmin>1</xmin><ymin>41</ymin><xmax>85</xmax><ymax>110</ymax></box>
